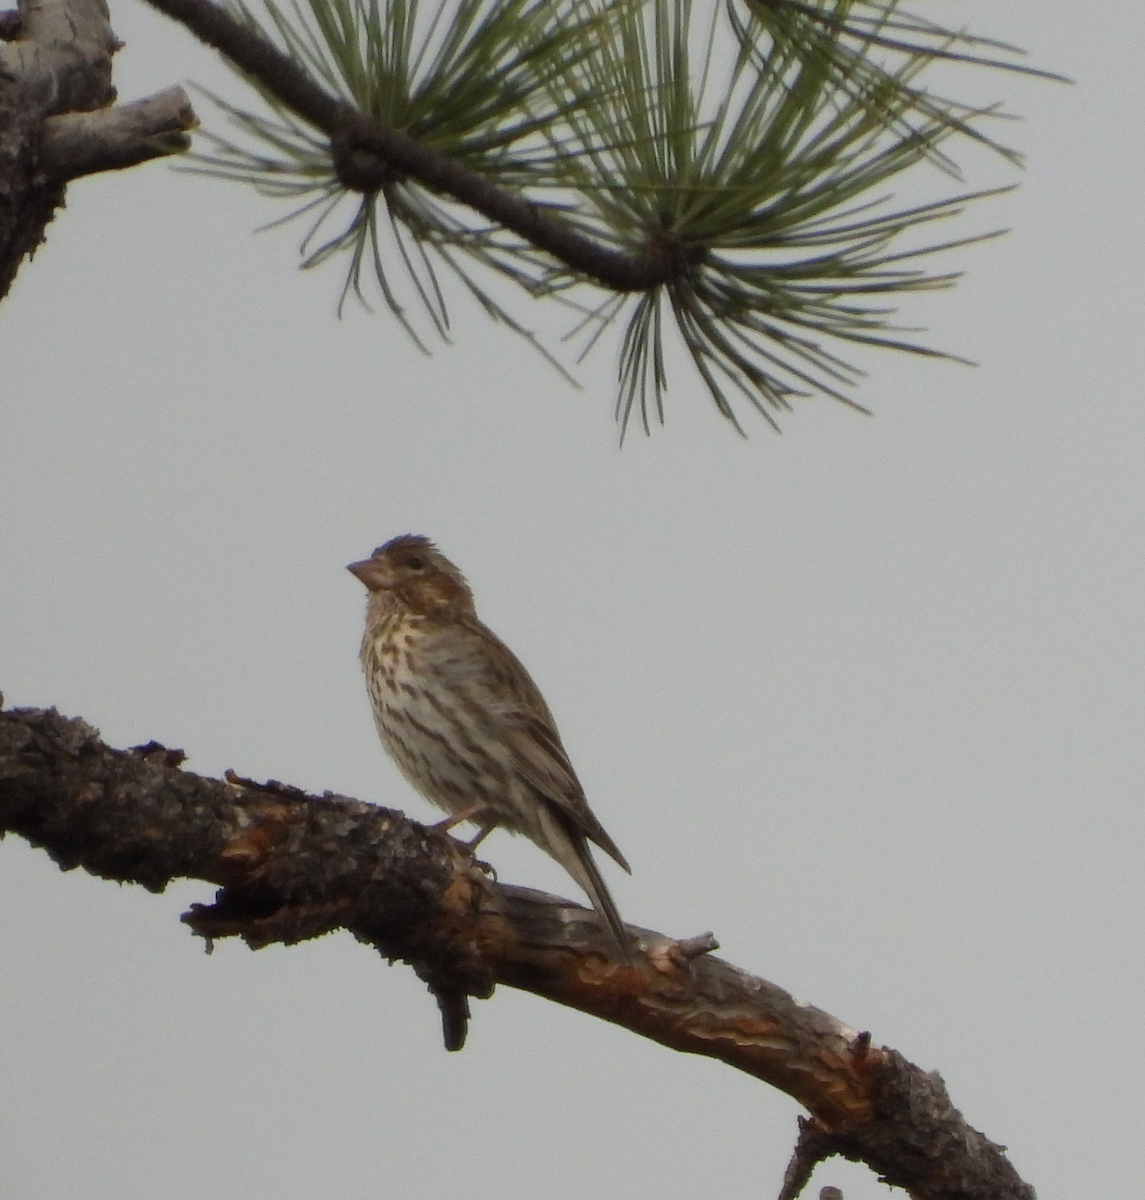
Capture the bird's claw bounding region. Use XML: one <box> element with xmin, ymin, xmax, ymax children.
<box><xmin>472</xmin><ymin>857</ymin><xmax>497</xmax><ymax>881</ymax></box>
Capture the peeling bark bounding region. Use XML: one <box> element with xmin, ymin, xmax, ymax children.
<box><xmin>0</xmin><ymin>703</ymin><xmax>1035</xmax><ymax>1200</ymax></box>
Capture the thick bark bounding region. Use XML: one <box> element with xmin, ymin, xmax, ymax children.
<box><xmin>0</xmin><ymin>0</ymin><xmax>196</xmax><ymax>296</ymax></box>
<box><xmin>0</xmin><ymin>702</ymin><xmax>1034</xmax><ymax>1200</ymax></box>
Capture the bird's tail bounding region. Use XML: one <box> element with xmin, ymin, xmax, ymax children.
<box><xmin>560</xmin><ymin>832</ymin><xmax>633</xmax><ymax>964</ymax></box>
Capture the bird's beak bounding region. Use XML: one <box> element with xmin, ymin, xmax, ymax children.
<box><xmin>347</xmin><ymin>558</ymin><xmax>391</xmax><ymax>590</ymax></box>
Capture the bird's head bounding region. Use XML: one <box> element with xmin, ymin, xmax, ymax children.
<box><xmin>348</xmin><ymin>535</ymin><xmax>475</xmax><ymax>616</ymax></box>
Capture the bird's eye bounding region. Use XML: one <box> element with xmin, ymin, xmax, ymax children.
<box><xmin>405</xmin><ymin>555</ymin><xmax>426</xmax><ymax>570</ymax></box>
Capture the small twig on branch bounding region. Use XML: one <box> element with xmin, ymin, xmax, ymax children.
<box><xmin>38</xmin><ymin>86</ymin><xmax>198</xmax><ymax>180</ymax></box>
<box><xmin>778</xmin><ymin>1116</ymin><xmax>846</xmax><ymax>1200</ymax></box>
<box><xmin>648</xmin><ymin>929</ymin><xmax>719</xmax><ymax>972</ymax></box>
<box><xmin>0</xmin><ymin>703</ymin><xmax>1036</xmax><ymax>1200</ymax></box>
<box><xmin>139</xmin><ymin>0</ymin><xmax>685</xmax><ymax>293</ymax></box>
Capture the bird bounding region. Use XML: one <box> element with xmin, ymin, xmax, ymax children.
<box><xmin>348</xmin><ymin>534</ymin><xmax>632</xmax><ymax>959</ymax></box>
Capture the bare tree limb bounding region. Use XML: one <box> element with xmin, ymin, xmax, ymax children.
<box><xmin>140</xmin><ymin>0</ymin><xmax>689</xmax><ymax>293</ymax></box>
<box><xmin>0</xmin><ymin>0</ymin><xmax>118</xmax><ymax>112</ymax></box>
<box><xmin>38</xmin><ymin>86</ymin><xmax>197</xmax><ymax>180</ymax></box>
<box><xmin>0</xmin><ymin>0</ymin><xmax>195</xmax><ymax>293</ymax></box>
<box><xmin>0</xmin><ymin>702</ymin><xmax>1035</xmax><ymax>1200</ymax></box>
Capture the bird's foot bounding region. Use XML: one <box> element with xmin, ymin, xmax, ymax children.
<box><xmin>470</xmin><ymin>856</ymin><xmax>497</xmax><ymax>881</ymax></box>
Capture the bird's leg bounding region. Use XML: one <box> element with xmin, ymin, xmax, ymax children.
<box><xmin>467</xmin><ymin>823</ymin><xmax>496</xmax><ymax>849</ymax></box>
<box><xmin>429</xmin><ymin>800</ymin><xmax>489</xmax><ymax>832</ymax></box>
<box><xmin>465</xmin><ymin>821</ymin><xmax>499</xmax><ymax>879</ymax></box>
<box><xmin>430</xmin><ymin>805</ymin><xmax>498</xmax><ymax>879</ymax></box>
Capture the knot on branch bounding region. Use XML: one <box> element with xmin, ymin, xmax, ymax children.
<box><xmin>331</xmin><ymin>128</ymin><xmax>399</xmax><ymax>193</ymax></box>
<box><xmin>180</xmin><ymin>774</ymin><xmax>501</xmax><ymax>1051</ymax></box>
<box><xmin>641</xmin><ymin>232</ymin><xmax>708</xmax><ymax>282</ymax></box>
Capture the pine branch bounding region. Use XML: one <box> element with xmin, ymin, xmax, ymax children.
<box><xmin>1</xmin><ymin>702</ymin><xmax>1035</xmax><ymax>1200</ymax></box>
<box><xmin>142</xmin><ymin>0</ymin><xmax>681</xmax><ymax>291</ymax></box>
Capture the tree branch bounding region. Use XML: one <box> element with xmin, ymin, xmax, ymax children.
<box><xmin>0</xmin><ymin>0</ymin><xmax>118</xmax><ymax>112</ymax></box>
<box><xmin>0</xmin><ymin>702</ymin><xmax>1035</xmax><ymax>1200</ymax></box>
<box><xmin>0</xmin><ymin>0</ymin><xmax>196</xmax><ymax>293</ymax></box>
<box><xmin>139</xmin><ymin>0</ymin><xmax>684</xmax><ymax>293</ymax></box>
<box><xmin>38</xmin><ymin>86</ymin><xmax>197</xmax><ymax>180</ymax></box>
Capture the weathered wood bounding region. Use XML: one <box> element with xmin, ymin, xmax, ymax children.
<box><xmin>0</xmin><ymin>0</ymin><xmax>194</xmax><ymax>295</ymax></box>
<box><xmin>39</xmin><ymin>86</ymin><xmax>196</xmax><ymax>180</ymax></box>
<box><xmin>0</xmin><ymin>702</ymin><xmax>1035</xmax><ymax>1200</ymax></box>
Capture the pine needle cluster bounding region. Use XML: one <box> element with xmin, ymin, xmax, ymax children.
<box><xmin>188</xmin><ymin>0</ymin><xmax>1059</xmax><ymax>431</ymax></box>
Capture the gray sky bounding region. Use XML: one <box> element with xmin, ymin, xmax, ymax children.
<box><xmin>2</xmin><ymin>2</ymin><xmax>1141</xmax><ymax>1198</ymax></box>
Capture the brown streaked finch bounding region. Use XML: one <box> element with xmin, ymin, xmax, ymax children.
<box><xmin>348</xmin><ymin>534</ymin><xmax>632</xmax><ymax>960</ymax></box>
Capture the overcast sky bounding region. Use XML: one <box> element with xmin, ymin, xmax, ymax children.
<box><xmin>2</xmin><ymin>2</ymin><xmax>1141</xmax><ymax>1199</ymax></box>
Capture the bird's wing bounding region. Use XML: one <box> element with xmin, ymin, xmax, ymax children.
<box><xmin>456</xmin><ymin>616</ymin><xmax>631</xmax><ymax>873</ymax></box>
<box><xmin>502</xmin><ymin>715</ymin><xmax>631</xmax><ymax>873</ymax></box>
